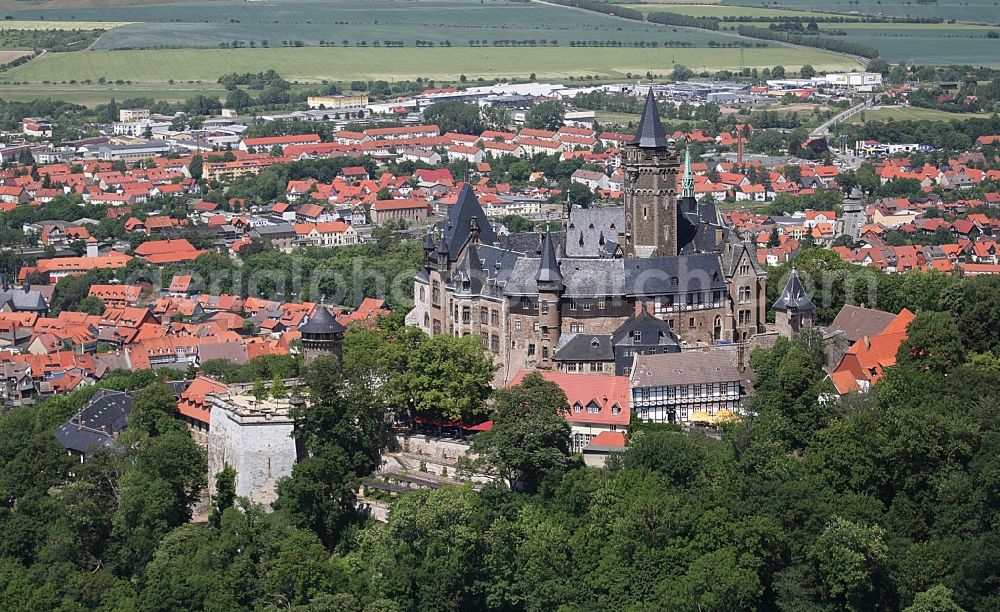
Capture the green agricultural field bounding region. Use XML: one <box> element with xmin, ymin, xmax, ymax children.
<box><xmin>0</xmin><ymin>46</ymin><xmax>860</xmax><ymax>85</ymax></box>
<box><xmin>0</xmin><ymin>82</ymin><xmax>225</xmax><ymax>105</ymax></box>
<box><xmin>722</xmin><ymin>0</ymin><xmax>1000</xmax><ymax>23</ymax></box>
<box><xmin>622</xmin><ymin>4</ymin><xmax>827</xmax><ymax>18</ymax></box>
<box><xmin>4</xmin><ymin>0</ymin><xmax>737</xmax><ymax>50</ymax></box>
<box><xmin>0</xmin><ymin>20</ymin><xmax>130</xmax><ymax>29</ymax></box>
<box><xmin>830</xmin><ymin>25</ymin><xmax>1000</xmax><ymax>65</ymax></box>
<box><xmin>853</xmin><ymin>106</ymin><xmax>993</xmax><ymax>123</ymax></box>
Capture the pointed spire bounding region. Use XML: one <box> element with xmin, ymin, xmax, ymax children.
<box><xmin>436</xmin><ymin>234</ymin><xmax>450</xmax><ymax>255</ymax></box>
<box><xmin>773</xmin><ymin>268</ymin><xmax>815</xmax><ymax>312</ymax></box>
<box><xmin>681</xmin><ymin>148</ymin><xmax>694</xmax><ymax>199</ymax></box>
<box><xmin>535</xmin><ymin>230</ymin><xmax>563</xmax><ymax>286</ymax></box>
<box><xmin>423</xmin><ymin>232</ymin><xmax>435</xmax><ymax>252</ymax></box>
<box><xmin>633</xmin><ymin>89</ymin><xmax>669</xmax><ymax>149</ymax></box>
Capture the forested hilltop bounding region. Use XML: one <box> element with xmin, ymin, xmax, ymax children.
<box><xmin>2</xmin><ymin>275</ymin><xmax>1000</xmax><ymax>611</ymax></box>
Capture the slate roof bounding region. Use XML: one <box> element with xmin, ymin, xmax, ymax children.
<box><xmin>504</xmin><ymin>257</ymin><xmax>625</xmax><ymax>298</ymax></box>
<box><xmin>564</xmin><ymin>207</ymin><xmax>623</xmax><ymax>258</ymax></box>
<box><xmin>299</xmin><ymin>306</ymin><xmax>346</xmax><ymax>334</ymax></box>
<box><xmin>611</xmin><ymin>308</ymin><xmax>679</xmax><ymax>349</ymax></box>
<box><xmin>536</xmin><ymin>231</ymin><xmax>563</xmax><ymax>285</ymax></box>
<box><xmin>252</xmin><ymin>223</ymin><xmax>296</xmax><ymax>237</ymax></box>
<box><xmin>633</xmin><ymin>90</ymin><xmax>670</xmax><ymax>149</ymax></box>
<box><xmin>678</xmin><ymin>195</ymin><xmax>721</xmax><ymax>255</ymax></box>
<box><xmin>554</xmin><ymin>333</ymin><xmax>614</xmax><ymax>362</ymax></box>
<box><xmin>451</xmin><ymin>244</ymin><xmax>521</xmax><ymax>299</ymax></box>
<box><xmin>773</xmin><ymin>269</ymin><xmax>815</xmax><ymax>311</ymax></box>
<box><xmin>53</xmin><ymin>389</ymin><xmax>131</xmax><ymax>458</ymax></box>
<box><xmin>438</xmin><ymin>184</ymin><xmax>497</xmax><ymax>260</ymax></box>
<box><xmin>827</xmin><ymin>304</ymin><xmax>896</xmax><ymax>343</ymax></box>
<box><xmin>624</xmin><ymin>254</ymin><xmax>725</xmax><ymax>296</ymax></box>
<box><xmin>631</xmin><ymin>351</ymin><xmax>742</xmax><ymax>388</ymax></box>
<box><xmin>721</xmin><ymin>237</ymin><xmax>763</xmax><ymax>277</ymax></box>
<box><xmin>0</xmin><ymin>287</ymin><xmax>48</xmax><ymax>312</ymax></box>
<box><xmin>498</xmin><ymin>231</ymin><xmax>548</xmax><ymax>255</ymax></box>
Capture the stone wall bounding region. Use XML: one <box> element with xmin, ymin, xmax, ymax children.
<box><xmin>207</xmin><ymin>404</ymin><xmax>297</xmax><ymax>509</ymax></box>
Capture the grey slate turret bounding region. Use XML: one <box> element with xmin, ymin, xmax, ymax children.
<box><xmin>633</xmin><ymin>89</ymin><xmax>670</xmax><ymax>149</ymax></box>
<box><xmin>300</xmin><ymin>306</ymin><xmax>346</xmax><ymax>363</ymax></box>
<box><xmin>773</xmin><ymin>268</ymin><xmax>814</xmax><ymax>312</ymax></box>
<box><xmin>535</xmin><ymin>230</ymin><xmax>563</xmax><ymax>287</ymax></box>
<box><xmin>773</xmin><ymin>268</ymin><xmax>815</xmax><ymax>337</ymax></box>
<box><xmin>299</xmin><ymin>306</ymin><xmax>346</xmax><ymax>335</ymax></box>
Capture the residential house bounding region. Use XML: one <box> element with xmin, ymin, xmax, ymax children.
<box><xmin>630</xmin><ymin>351</ymin><xmax>745</xmax><ymax>425</ymax></box>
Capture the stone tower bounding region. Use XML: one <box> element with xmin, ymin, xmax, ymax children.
<box><xmin>773</xmin><ymin>268</ymin><xmax>815</xmax><ymax>337</ymax></box>
<box><xmin>299</xmin><ymin>306</ymin><xmax>346</xmax><ymax>363</ymax></box>
<box><xmin>623</xmin><ymin>89</ymin><xmax>681</xmax><ymax>258</ymax></box>
<box><xmin>536</xmin><ymin>230</ymin><xmax>563</xmax><ymax>368</ymax></box>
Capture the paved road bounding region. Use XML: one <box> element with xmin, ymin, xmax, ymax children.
<box><xmin>811</xmin><ymin>97</ymin><xmax>872</xmax><ymax>138</ymax></box>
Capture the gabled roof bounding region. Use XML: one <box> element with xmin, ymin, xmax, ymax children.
<box><xmin>440</xmin><ymin>184</ymin><xmax>496</xmax><ymax>260</ymax></box>
<box><xmin>508</xmin><ymin>370</ymin><xmax>630</xmax><ymax>426</ymax></box>
<box><xmin>632</xmin><ymin>90</ymin><xmax>669</xmax><ymax>149</ymax></box>
<box><xmin>611</xmin><ymin>308</ymin><xmax>679</xmax><ymax>348</ymax></box>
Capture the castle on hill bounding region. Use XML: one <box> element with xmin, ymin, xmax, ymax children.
<box><xmin>407</xmin><ymin>91</ymin><xmax>767</xmax><ymax>384</ymax></box>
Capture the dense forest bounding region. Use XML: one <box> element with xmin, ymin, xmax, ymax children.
<box><xmin>0</xmin><ymin>261</ymin><xmax>999</xmax><ymax>609</ymax></box>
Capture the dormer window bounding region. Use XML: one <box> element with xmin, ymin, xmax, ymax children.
<box><xmin>573</xmin><ymin>402</ymin><xmax>582</xmax><ymax>413</ymax></box>
<box><xmin>611</xmin><ymin>405</ymin><xmax>621</xmax><ymax>415</ymax></box>
<box><xmin>587</xmin><ymin>401</ymin><xmax>600</xmax><ymax>414</ymax></box>
<box><xmin>633</xmin><ymin>330</ymin><xmax>641</xmax><ymax>343</ymax></box>
<box><xmin>591</xmin><ymin>337</ymin><xmax>600</xmax><ymax>348</ymax></box>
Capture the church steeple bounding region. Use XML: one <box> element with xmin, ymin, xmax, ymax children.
<box><xmin>681</xmin><ymin>148</ymin><xmax>694</xmax><ymax>199</ymax></box>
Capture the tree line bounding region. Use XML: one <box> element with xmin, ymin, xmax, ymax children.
<box><xmin>4</xmin><ymin>268</ymin><xmax>1000</xmax><ymax>609</ymax></box>
<box><xmin>736</xmin><ymin>25</ymin><xmax>881</xmax><ymax>60</ymax></box>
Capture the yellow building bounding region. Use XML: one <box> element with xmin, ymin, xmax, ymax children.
<box><xmin>306</xmin><ymin>94</ymin><xmax>369</xmax><ymax>111</ymax></box>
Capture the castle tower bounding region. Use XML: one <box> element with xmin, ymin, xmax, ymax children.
<box><xmin>623</xmin><ymin>89</ymin><xmax>681</xmax><ymax>258</ymax></box>
<box><xmin>536</xmin><ymin>230</ymin><xmax>563</xmax><ymax>368</ymax></box>
<box><xmin>773</xmin><ymin>268</ymin><xmax>815</xmax><ymax>337</ymax></box>
<box><xmin>299</xmin><ymin>306</ymin><xmax>346</xmax><ymax>363</ymax></box>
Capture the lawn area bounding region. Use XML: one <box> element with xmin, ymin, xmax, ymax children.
<box><xmin>0</xmin><ymin>46</ymin><xmax>862</xmax><ymax>85</ymax></box>
<box><xmin>853</xmin><ymin>106</ymin><xmax>993</xmax><ymax>123</ymax></box>
<box><xmin>595</xmin><ymin>110</ymin><xmax>641</xmax><ymax>125</ymax></box>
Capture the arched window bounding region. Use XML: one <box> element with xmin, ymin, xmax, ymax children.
<box><xmin>423</xmin><ymin>313</ymin><xmax>429</xmax><ymax>327</ymax></box>
<box><xmin>714</xmin><ymin>315</ymin><xmax>722</xmax><ymax>341</ymax></box>
<box><xmin>419</xmin><ymin>286</ymin><xmax>425</xmax><ymax>301</ymax></box>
